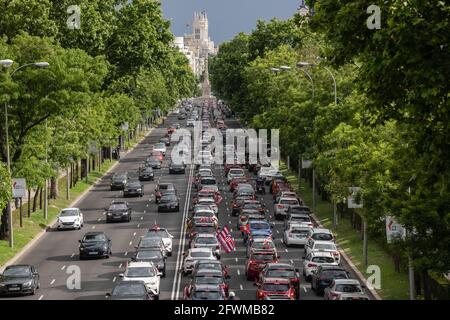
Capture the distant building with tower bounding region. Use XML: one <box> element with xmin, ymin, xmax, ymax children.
<box><xmin>173</xmin><ymin>11</ymin><xmax>217</xmax><ymax>78</ymax></box>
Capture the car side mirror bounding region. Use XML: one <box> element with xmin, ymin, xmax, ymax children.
<box><xmin>134</xmin><ymin>245</ymin><xmax>138</xmax><ymax>249</ymax></box>
<box><xmin>253</xmin><ymin>282</ymin><xmax>258</xmax><ymax>287</ymax></box>
<box><xmin>119</xmin><ymin>274</ymin><xmax>124</xmax><ymax>278</ymax></box>
<box><xmin>277</xmin><ymin>255</ymin><xmax>281</xmax><ymax>259</ymax></box>
<box><xmin>78</xmin><ymin>240</ymin><xmax>81</xmax><ymax>243</ymax></box>
<box><xmin>361</xmin><ymin>284</ymin><xmax>366</xmax><ymax>289</ymax></box>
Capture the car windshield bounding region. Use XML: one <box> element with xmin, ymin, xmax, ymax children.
<box><xmin>83</xmin><ymin>234</ymin><xmax>107</xmax><ymax>242</ymax></box>
<box><xmin>3</xmin><ymin>266</ymin><xmax>31</xmax><ymax>277</ymax></box>
<box><xmin>194</xmin><ymin>226</ymin><xmax>215</xmax><ymax>234</ymax></box>
<box><xmin>146</xmin><ymin>230</ymin><xmax>169</xmax><ymax>238</ymax></box>
<box><xmin>230</xmin><ymin>169</ymin><xmax>244</xmax><ymax>175</ymax></box>
<box><xmin>336</xmin><ymin>284</ymin><xmax>362</xmax><ymax>293</ymax></box>
<box><xmin>312</xmin><ymin>256</ymin><xmax>335</xmax><ymax>264</ymax></box>
<box><xmin>155</xmin><ymin>143</ymin><xmax>165</xmax><ymax>148</ymax></box>
<box><xmin>253</xmin><ymin>241</ymin><xmax>275</xmax><ymax>249</ymax></box>
<box><xmin>140</xmin><ymin>239</ymin><xmax>161</xmax><ymax>247</ymax></box>
<box><xmin>195</xmin><ymin>276</ymin><xmax>222</xmax><ymax>285</ymax></box>
<box><xmin>193</xmin><ymin>291</ymin><xmax>221</xmax><ymax>299</ymax></box>
<box><xmin>125</xmin><ymin>267</ymin><xmax>156</xmax><ymax>278</ymax></box>
<box><xmin>160</xmin><ymin>195</ymin><xmax>177</xmax><ymax>202</ymax></box>
<box><xmin>244</xmin><ymin>204</ymin><xmax>261</xmax><ymax>210</ymax></box>
<box><xmin>112</xmin><ymin>284</ymin><xmax>145</xmax><ymax>296</ymax></box>
<box><xmin>195</xmin><ymin>211</ymin><xmax>214</xmax><ymax>217</ymax></box>
<box><xmin>196</xmin><ymin>237</ymin><xmax>217</xmax><ymax>245</ymax></box>
<box><xmin>127</xmin><ymin>182</ymin><xmax>141</xmax><ymax>188</ymax></box>
<box><xmin>322</xmin><ymin>271</ymin><xmax>348</xmax><ymax>279</ymax></box>
<box><xmin>191</xmin><ymin>251</ymin><xmax>212</xmax><ymax>258</ymax></box>
<box><xmin>136</xmin><ymin>250</ymin><xmax>162</xmax><ymax>260</ymax></box>
<box><xmin>291</xmin><ymin>216</ymin><xmax>310</xmax><ymax>223</ymax></box>
<box><xmin>263</xmin><ymin>284</ymin><xmax>289</xmax><ymax>292</ymax></box>
<box><xmin>113</xmin><ymin>175</ymin><xmax>126</xmax><ymax>181</ymax></box>
<box><xmin>197</xmin><ymin>263</ymin><xmax>221</xmax><ymax>271</ymax></box>
<box><xmin>267</xmin><ymin>269</ymin><xmax>295</xmax><ymax>278</ymax></box>
<box><xmin>314</xmin><ymin>243</ymin><xmax>336</xmax><ymax>250</ymax></box>
<box><xmin>291</xmin><ymin>228</ymin><xmax>310</xmax><ymax>234</ymax></box>
<box><xmin>60</xmin><ymin>209</ymin><xmax>78</xmax><ymax>217</ymax></box>
<box><xmin>159</xmin><ymin>184</ymin><xmax>172</xmax><ymax>190</ymax></box>
<box><xmin>109</xmin><ymin>204</ymin><xmax>128</xmax><ymax>211</ymax></box>
<box><xmin>202</xmin><ymin>179</ymin><xmax>216</xmax><ymax>185</ymax></box>
<box><xmin>280</xmin><ymin>199</ymin><xmax>299</xmax><ymax>205</ymax></box>
<box><xmin>312</xmin><ymin>233</ymin><xmax>333</xmax><ymax>241</ymax></box>
<box><xmin>252</xmin><ymin>254</ymin><xmax>276</xmax><ymax>261</ymax></box>
<box><xmin>251</xmin><ymin>222</ymin><xmax>269</xmax><ymax>230</ymax></box>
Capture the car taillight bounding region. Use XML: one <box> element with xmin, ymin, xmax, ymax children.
<box><xmin>330</xmin><ymin>292</ymin><xmax>340</xmax><ymax>299</ymax></box>
<box><xmin>289</xmin><ymin>289</ymin><xmax>295</xmax><ymax>297</ymax></box>
<box><xmin>277</xmin><ymin>204</ymin><xmax>284</xmax><ymax>209</ymax></box>
<box><xmin>240</xmin><ymin>216</ymin><xmax>246</xmax><ymax>221</ymax></box>
<box><xmin>307</xmin><ymin>263</ymin><xmax>317</xmax><ymax>268</ymax></box>
<box><xmin>258</xmin><ymin>291</ymin><xmax>265</xmax><ymax>299</ymax></box>
<box><xmin>333</xmin><ymin>252</ymin><xmax>339</xmax><ymax>256</ymax></box>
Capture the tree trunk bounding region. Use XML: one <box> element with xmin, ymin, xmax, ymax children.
<box><xmin>393</xmin><ymin>254</ymin><xmax>401</xmax><ymax>273</ymax></box>
<box><xmin>0</xmin><ymin>208</ymin><xmax>8</xmax><ymax>240</ymax></box>
<box><xmin>28</xmin><ymin>188</ymin><xmax>31</xmax><ymax>217</ymax></box>
<box><xmin>39</xmin><ymin>186</ymin><xmax>43</xmax><ymax>210</ymax></box>
<box><xmin>422</xmin><ymin>270</ymin><xmax>431</xmax><ymax>300</ymax></box>
<box><xmin>50</xmin><ymin>176</ymin><xmax>58</xmax><ymax>199</ymax></box>
<box><xmin>33</xmin><ymin>188</ymin><xmax>39</xmax><ymax>213</ymax></box>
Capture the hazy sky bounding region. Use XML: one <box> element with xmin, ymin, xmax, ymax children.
<box><xmin>160</xmin><ymin>0</ymin><xmax>299</xmax><ymax>45</ymax></box>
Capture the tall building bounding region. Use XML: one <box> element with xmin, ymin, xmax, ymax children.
<box><xmin>174</xmin><ymin>11</ymin><xmax>217</xmax><ymax>78</ymax></box>
<box><xmin>298</xmin><ymin>0</ymin><xmax>310</xmax><ymax>17</ymax></box>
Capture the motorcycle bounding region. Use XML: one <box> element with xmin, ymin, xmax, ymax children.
<box><xmin>256</xmin><ymin>182</ymin><xmax>266</xmax><ymax>194</ymax></box>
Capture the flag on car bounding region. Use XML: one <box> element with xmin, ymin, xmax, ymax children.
<box><xmin>214</xmin><ymin>192</ymin><xmax>223</xmax><ymax>205</ymax></box>
<box><xmin>217</xmin><ymin>226</ymin><xmax>235</xmax><ymax>253</ymax></box>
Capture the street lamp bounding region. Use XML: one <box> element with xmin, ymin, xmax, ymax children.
<box><xmin>297</xmin><ymin>61</ymin><xmax>336</xmax><ymax>105</ymax></box>
<box><xmin>1</xmin><ymin>59</ymin><xmax>50</xmax><ymax>247</ymax></box>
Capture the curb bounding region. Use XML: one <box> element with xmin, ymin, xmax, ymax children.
<box><xmin>310</xmin><ymin>212</ymin><xmax>382</xmax><ymax>300</ymax></box>
<box><xmin>0</xmin><ymin>128</ymin><xmax>154</xmax><ymax>272</ymax></box>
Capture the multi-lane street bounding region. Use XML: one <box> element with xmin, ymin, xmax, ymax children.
<box><xmin>1</xmin><ymin>98</ymin><xmax>370</xmax><ymax>300</ymax></box>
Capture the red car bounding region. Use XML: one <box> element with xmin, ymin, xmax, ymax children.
<box><xmin>151</xmin><ymin>150</ymin><xmax>164</xmax><ymax>161</ymax></box>
<box><xmin>255</xmin><ymin>277</ymin><xmax>296</xmax><ymax>300</ymax></box>
<box><xmin>259</xmin><ymin>263</ymin><xmax>301</xmax><ymax>299</ymax></box>
<box><xmin>167</xmin><ymin>127</ymin><xmax>176</xmax><ymax>134</ymax></box>
<box><xmin>229</xmin><ymin>177</ymin><xmax>249</xmax><ymax>191</ymax></box>
<box><xmin>245</xmin><ymin>251</ymin><xmax>278</xmax><ymax>281</ymax></box>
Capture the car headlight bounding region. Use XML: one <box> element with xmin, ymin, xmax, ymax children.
<box><xmin>103</xmin><ymin>244</ymin><xmax>109</xmax><ymax>250</ymax></box>
<box><xmin>23</xmin><ymin>280</ymin><xmax>32</xmax><ymax>287</ymax></box>
<box><xmin>0</xmin><ymin>283</ymin><xmax>6</xmax><ymax>287</ymax></box>
<box><xmin>107</xmin><ymin>212</ymin><xmax>112</xmax><ymax>216</ymax></box>
<box><xmin>124</xmin><ymin>189</ymin><xmax>129</xmax><ymax>192</ymax></box>
<box><xmin>137</xmin><ymin>188</ymin><xmax>142</xmax><ymax>192</ymax></box>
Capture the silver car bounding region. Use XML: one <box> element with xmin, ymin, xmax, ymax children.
<box><xmin>274</xmin><ymin>197</ymin><xmax>300</xmax><ymax>220</ymax></box>
<box><xmin>282</xmin><ymin>222</ymin><xmax>311</xmax><ymax>246</ymax></box>
<box><xmin>324</xmin><ymin>279</ymin><xmax>369</xmax><ymax>300</ymax></box>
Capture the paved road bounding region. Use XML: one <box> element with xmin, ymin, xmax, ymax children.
<box><xmin>1</xmin><ymin>98</ymin><xmax>368</xmax><ymax>300</ymax></box>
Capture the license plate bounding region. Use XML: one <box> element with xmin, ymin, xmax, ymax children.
<box><xmin>89</xmin><ymin>252</ymin><xmax>98</xmax><ymax>255</ymax></box>
<box><xmin>9</xmin><ymin>287</ymin><xmax>20</xmax><ymax>291</ymax></box>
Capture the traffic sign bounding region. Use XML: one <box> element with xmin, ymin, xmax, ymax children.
<box><xmin>348</xmin><ymin>187</ymin><xmax>363</xmax><ymax>208</ymax></box>
<box><xmin>12</xmin><ymin>178</ymin><xmax>26</xmax><ymax>198</ymax></box>
<box><xmin>386</xmin><ymin>216</ymin><xmax>406</xmax><ymax>243</ymax></box>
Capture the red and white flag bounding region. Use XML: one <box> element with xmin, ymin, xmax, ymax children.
<box><xmin>214</xmin><ymin>192</ymin><xmax>223</xmax><ymax>205</ymax></box>
<box><xmin>217</xmin><ymin>226</ymin><xmax>235</xmax><ymax>253</ymax></box>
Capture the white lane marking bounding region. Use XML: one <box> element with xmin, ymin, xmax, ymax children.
<box><xmin>124</xmin><ymin>252</ymin><xmax>128</xmax><ymax>256</ymax></box>
<box><xmin>237</xmin><ymin>269</ymin><xmax>241</xmax><ymax>275</ymax></box>
<box><xmin>141</xmin><ymin>217</ymin><xmax>143</xmax><ymax>220</ymax></box>
<box><xmin>97</xmin><ymin>218</ymin><xmax>101</xmax><ymax>222</ymax></box>
<box><xmin>137</xmin><ymin>224</ymin><xmax>140</xmax><ymax>228</ymax></box>
<box><xmin>277</xmin><ymin>230</ymin><xmax>280</xmax><ymax>234</ymax></box>
<box><xmin>303</xmin><ymin>287</ymin><xmax>307</xmax><ymax>293</ymax></box>
<box><xmin>70</xmin><ymin>253</ymin><xmax>75</xmax><ymax>258</ymax></box>
<box><xmin>240</xmin><ymin>285</ymin><xmax>243</xmax><ymax>290</ymax></box>
<box><xmin>92</xmin><ymin>226</ymin><xmax>96</xmax><ymax>229</ymax></box>
<box><xmin>118</xmin><ymin>263</ymin><xmax>122</xmax><ymax>269</ymax></box>
<box><xmin>50</xmin><ymin>279</ymin><xmax>55</xmax><ymax>285</ymax></box>
<box><xmin>235</xmin><ymin>258</ymin><xmax>238</xmax><ymax>262</ymax></box>
<box><xmin>144</xmin><ymin>210</ymin><xmax>146</xmax><ymax>214</ymax></box>
<box><xmin>133</xmin><ymin>232</ymin><xmax>136</xmax><ymax>237</ymax></box>
<box><xmin>228</xmin><ymin>214</ymin><xmax>230</xmax><ymax>217</ymax></box>
<box><xmin>103</xmin><ymin>212</ymin><xmax>106</xmax><ymax>215</ymax></box>
<box><xmin>129</xmin><ymin>241</ymin><xmax>133</xmax><ymax>246</ymax></box>
<box><xmin>113</xmin><ymin>277</ymin><xmax>117</xmax><ymax>282</ymax></box>
<box><xmin>290</xmin><ymin>259</ymin><xmax>294</xmax><ymax>264</ymax></box>
<box><xmin>61</xmin><ymin>265</ymin><xmax>66</xmax><ymax>271</ymax></box>
<box><xmin>38</xmin><ymin>295</ymin><xmax>44</xmax><ymax>300</ymax></box>
<box><xmin>285</xmin><ymin>249</ymin><xmax>289</xmax><ymax>253</ymax></box>
<box><xmin>172</xmin><ymin>163</ymin><xmax>194</xmax><ymax>300</ymax></box>
<box><xmin>146</xmin><ymin>204</ymin><xmax>149</xmax><ymax>207</ymax></box>
<box><xmin>228</xmin><ymin>221</ymin><xmax>231</xmax><ymax>224</ymax></box>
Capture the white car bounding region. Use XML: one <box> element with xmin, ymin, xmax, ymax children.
<box><xmin>187</xmin><ymin>118</ymin><xmax>195</xmax><ymax>127</ymax></box>
<box><xmin>305</xmin><ymin>239</ymin><xmax>341</xmax><ymax>264</ymax></box>
<box><xmin>324</xmin><ymin>279</ymin><xmax>369</xmax><ymax>300</ymax></box>
<box><xmin>119</xmin><ymin>261</ymin><xmax>161</xmax><ymax>297</ymax></box>
<box><xmin>190</xmin><ymin>233</ymin><xmax>221</xmax><ymax>257</ymax></box>
<box><xmin>283</xmin><ymin>222</ymin><xmax>311</xmax><ymax>246</ymax></box>
<box><xmin>307</xmin><ymin>228</ymin><xmax>335</xmax><ymax>242</ymax></box>
<box><xmin>302</xmin><ymin>251</ymin><xmax>338</xmax><ymax>281</ymax></box>
<box><xmin>182</xmin><ymin>248</ymin><xmax>217</xmax><ymax>275</ymax></box>
<box><xmin>274</xmin><ymin>197</ymin><xmax>300</xmax><ymax>220</ymax></box>
<box><xmin>227</xmin><ymin>168</ymin><xmax>245</xmax><ymax>183</ymax></box>
<box><xmin>145</xmin><ymin>227</ymin><xmax>174</xmax><ymax>257</ymax></box>
<box><xmin>197</xmin><ymin>198</ymin><xmax>218</xmax><ymax>214</ymax></box>
<box><xmin>56</xmin><ymin>208</ymin><xmax>83</xmax><ymax>230</ymax></box>
<box><xmin>153</xmin><ymin>143</ymin><xmax>167</xmax><ymax>155</ymax></box>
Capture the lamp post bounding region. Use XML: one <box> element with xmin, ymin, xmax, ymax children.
<box><xmin>1</xmin><ymin>59</ymin><xmax>50</xmax><ymax>247</ymax></box>
<box><xmin>297</xmin><ymin>61</ymin><xmax>338</xmax><ymax>211</ymax></box>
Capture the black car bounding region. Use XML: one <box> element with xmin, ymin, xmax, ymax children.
<box><xmin>286</xmin><ymin>205</ymin><xmax>311</xmax><ymax>215</ymax></box>
<box><xmin>135</xmin><ymin>237</ymin><xmax>166</xmax><ymax>256</ymax></box>
<box><xmin>106</xmin><ymin>281</ymin><xmax>156</xmax><ymax>300</ymax></box>
<box><xmin>311</xmin><ymin>266</ymin><xmax>349</xmax><ymax>295</ymax></box>
<box><xmin>139</xmin><ymin>166</ymin><xmax>154</xmax><ymax>181</ymax></box>
<box><xmin>169</xmin><ymin>162</ymin><xmax>186</xmax><ymax>174</ymax></box>
<box><xmin>106</xmin><ymin>202</ymin><xmax>132</xmax><ymax>222</ymax></box>
<box><xmin>146</xmin><ymin>157</ymin><xmax>162</xmax><ymax>169</ymax></box>
<box><xmin>79</xmin><ymin>232</ymin><xmax>112</xmax><ymax>259</ymax></box>
<box><xmin>110</xmin><ymin>172</ymin><xmax>128</xmax><ymax>191</ymax></box>
<box><xmin>131</xmin><ymin>250</ymin><xmax>166</xmax><ymax>277</ymax></box>
<box><xmin>158</xmin><ymin>194</ymin><xmax>180</xmax><ymax>212</ymax></box>
<box><xmin>154</xmin><ymin>183</ymin><xmax>176</xmax><ymax>203</ymax></box>
<box><xmin>160</xmin><ymin>137</ymin><xmax>170</xmax><ymax>146</ymax></box>
<box><xmin>123</xmin><ymin>180</ymin><xmax>144</xmax><ymax>197</ymax></box>
<box><xmin>0</xmin><ymin>265</ymin><xmax>40</xmax><ymax>296</ymax></box>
